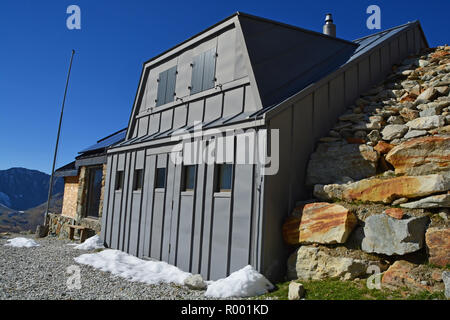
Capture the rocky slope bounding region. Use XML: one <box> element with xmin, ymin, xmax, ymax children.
<box><xmin>0</xmin><ymin>193</ymin><xmax>63</xmax><ymax>233</ymax></box>
<box><xmin>0</xmin><ymin>168</ymin><xmax>63</xmax><ymax>211</ymax></box>
<box><xmin>284</xmin><ymin>45</ymin><xmax>450</xmax><ymax>298</ymax></box>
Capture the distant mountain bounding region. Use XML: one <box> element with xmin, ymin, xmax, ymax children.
<box><xmin>0</xmin><ymin>192</ymin><xmax>63</xmax><ymax>233</ymax></box>
<box><xmin>0</xmin><ymin>167</ymin><xmax>63</xmax><ymax>211</ymax></box>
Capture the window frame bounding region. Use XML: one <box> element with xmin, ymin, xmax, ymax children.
<box><xmin>115</xmin><ymin>171</ymin><xmax>124</xmax><ymax>191</ymax></box>
<box><xmin>155</xmin><ymin>167</ymin><xmax>167</xmax><ymax>190</ymax></box>
<box><xmin>214</xmin><ymin>163</ymin><xmax>233</xmax><ymax>193</ymax></box>
<box><xmin>181</xmin><ymin>165</ymin><xmax>196</xmax><ymax>192</ymax></box>
<box><xmin>133</xmin><ymin>169</ymin><xmax>144</xmax><ymax>191</ymax></box>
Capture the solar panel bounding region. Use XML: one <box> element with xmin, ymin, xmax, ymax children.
<box><xmin>78</xmin><ymin>129</ymin><xmax>127</xmax><ymax>154</ymax></box>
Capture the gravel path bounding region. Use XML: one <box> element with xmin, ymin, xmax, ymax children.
<box><xmin>0</xmin><ymin>234</ymin><xmax>211</xmax><ymax>300</ymax></box>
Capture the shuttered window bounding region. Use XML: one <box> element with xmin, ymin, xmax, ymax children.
<box><xmin>190</xmin><ymin>47</ymin><xmax>217</xmax><ymax>94</ymax></box>
<box><xmin>156</xmin><ymin>66</ymin><xmax>177</xmax><ymax>107</ymax></box>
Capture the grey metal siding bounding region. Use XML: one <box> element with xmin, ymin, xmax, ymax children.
<box><xmin>141</xmin><ymin>154</ymin><xmax>156</xmax><ymax>257</ymax></box>
<box><xmin>209</xmin><ymin>195</ymin><xmax>232</xmax><ymax>280</ymax></box>
<box><xmin>229</xmin><ymin>163</ymin><xmax>254</xmax><ymax>273</ymax></box>
<box><xmin>191</xmin><ymin>161</ymin><xmax>207</xmax><ymax>274</ymax></box>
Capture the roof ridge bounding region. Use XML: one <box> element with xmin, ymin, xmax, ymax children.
<box><xmin>96</xmin><ymin>128</ymin><xmax>128</xmax><ymax>143</ymax></box>
<box><xmin>353</xmin><ymin>20</ymin><xmax>418</xmax><ymax>42</ymax></box>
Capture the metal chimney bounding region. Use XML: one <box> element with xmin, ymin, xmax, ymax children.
<box><xmin>323</xmin><ymin>13</ymin><xmax>336</xmax><ymax>37</ymax></box>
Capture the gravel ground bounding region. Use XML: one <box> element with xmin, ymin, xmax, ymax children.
<box><xmin>0</xmin><ymin>233</ymin><xmax>215</xmax><ymax>300</ymax></box>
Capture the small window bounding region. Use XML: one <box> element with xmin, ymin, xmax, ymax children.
<box><xmin>133</xmin><ymin>169</ymin><xmax>143</xmax><ymax>191</ymax></box>
<box><xmin>155</xmin><ymin>168</ymin><xmax>166</xmax><ymax>189</ymax></box>
<box><xmin>215</xmin><ymin>164</ymin><xmax>233</xmax><ymax>192</ymax></box>
<box><xmin>115</xmin><ymin>171</ymin><xmax>124</xmax><ymax>191</ymax></box>
<box><xmin>156</xmin><ymin>66</ymin><xmax>177</xmax><ymax>107</ymax></box>
<box><xmin>182</xmin><ymin>165</ymin><xmax>196</xmax><ymax>191</ymax></box>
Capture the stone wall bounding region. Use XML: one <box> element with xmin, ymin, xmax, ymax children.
<box><xmin>47</xmin><ymin>213</ymin><xmax>75</xmax><ymax>239</ymax></box>
<box><xmin>61</xmin><ymin>175</ymin><xmax>79</xmax><ymax>219</ymax></box>
<box><xmin>284</xmin><ymin>46</ymin><xmax>450</xmax><ymax>297</ymax></box>
<box><xmin>98</xmin><ymin>164</ymin><xmax>107</xmax><ymax>218</ymax></box>
<box><xmin>75</xmin><ymin>166</ymin><xmax>87</xmax><ymax>222</ymax></box>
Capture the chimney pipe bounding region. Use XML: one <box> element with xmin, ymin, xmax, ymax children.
<box><xmin>323</xmin><ymin>13</ymin><xmax>336</xmax><ymax>37</ymax></box>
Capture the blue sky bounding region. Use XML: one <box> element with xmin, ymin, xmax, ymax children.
<box><xmin>0</xmin><ymin>0</ymin><xmax>448</xmax><ymax>174</ymax></box>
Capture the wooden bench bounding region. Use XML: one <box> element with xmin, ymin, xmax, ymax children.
<box><xmin>68</xmin><ymin>225</ymin><xmax>88</xmax><ymax>243</ymax></box>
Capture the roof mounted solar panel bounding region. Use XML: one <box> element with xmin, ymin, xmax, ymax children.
<box><xmin>78</xmin><ymin>128</ymin><xmax>127</xmax><ymax>154</ymax></box>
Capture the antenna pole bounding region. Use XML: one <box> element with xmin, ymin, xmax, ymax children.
<box><xmin>43</xmin><ymin>50</ymin><xmax>75</xmax><ymax>229</ymax></box>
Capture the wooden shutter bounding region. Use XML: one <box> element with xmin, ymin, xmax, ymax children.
<box><xmin>156</xmin><ymin>70</ymin><xmax>168</xmax><ymax>107</ymax></box>
<box><xmin>190</xmin><ymin>53</ymin><xmax>205</xmax><ymax>95</ymax></box>
<box><xmin>202</xmin><ymin>47</ymin><xmax>217</xmax><ymax>91</ymax></box>
<box><xmin>165</xmin><ymin>66</ymin><xmax>177</xmax><ymax>104</ymax></box>
<box><xmin>156</xmin><ymin>66</ymin><xmax>177</xmax><ymax>106</ymax></box>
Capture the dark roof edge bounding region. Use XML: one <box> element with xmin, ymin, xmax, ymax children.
<box><xmin>261</xmin><ymin>20</ymin><xmax>427</xmax><ymax>120</ymax></box>
<box><xmin>142</xmin><ymin>11</ymin><xmax>358</xmax><ymax>67</ymax></box>
<box><xmin>96</xmin><ymin>127</ymin><xmax>127</xmax><ymax>143</ymax></box>
<box><xmin>237</xmin><ymin>12</ymin><xmax>357</xmax><ymax>47</ymax></box>
<box><xmin>353</xmin><ymin>20</ymin><xmax>417</xmax><ymax>42</ymax></box>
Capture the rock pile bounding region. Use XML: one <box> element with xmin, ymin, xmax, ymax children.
<box><xmin>285</xmin><ymin>46</ymin><xmax>450</xmax><ymax>296</ymax></box>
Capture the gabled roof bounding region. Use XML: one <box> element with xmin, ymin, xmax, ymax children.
<box><xmin>119</xmin><ymin>14</ymin><xmax>428</xmax><ymax>150</ymax></box>
<box><xmin>238</xmin><ymin>13</ymin><xmax>358</xmax><ymax>108</ymax></box>
<box><xmin>251</xmin><ymin>20</ymin><xmax>428</xmax><ymax>119</ymax></box>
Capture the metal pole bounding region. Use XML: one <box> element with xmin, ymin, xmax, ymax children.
<box><xmin>43</xmin><ymin>49</ymin><xmax>75</xmax><ymax>227</ymax></box>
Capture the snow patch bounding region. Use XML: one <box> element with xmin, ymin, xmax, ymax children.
<box><xmin>74</xmin><ymin>250</ymin><xmax>273</xmax><ymax>297</ymax></box>
<box><xmin>74</xmin><ymin>249</ymin><xmax>191</xmax><ymax>285</ymax></box>
<box><xmin>205</xmin><ymin>265</ymin><xmax>274</xmax><ymax>298</ymax></box>
<box><xmin>73</xmin><ymin>235</ymin><xmax>105</xmax><ymax>250</ymax></box>
<box><xmin>5</xmin><ymin>237</ymin><xmax>40</xmax><ymax>248</ymax></box>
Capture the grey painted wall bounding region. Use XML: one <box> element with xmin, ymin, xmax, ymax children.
<box><xmin>261</xmin><ymin>24</ymin><xmax>428</xmax><ymax>282</ymax></box>
<box><xmin>102</xmin><ymin>132</ymin><xmax>265</xmax><ymax>281</ymax></box>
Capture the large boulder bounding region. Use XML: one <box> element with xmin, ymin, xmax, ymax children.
<box><xmin>382</xmin><ymin>261</ymin><xmax>436</xmax><ymax>292</ymax></box>
<box><xmin>381</xmin><ymin>124</ymin><xmax>408</xmax><ymax>140</ymax></box>
<box><xmin>385</xmin><ymin>136</ymin><xmax>450</xmax><ymax>175</ymax></box>
<box><xmin>341</xmin><ymin>173</ymin><xmax>450</xmax><ymax>204</ymax></box>
<box><xmin>305</xmin><ymin>143</ymin><xmax>378</xmax><ymax>185</ymax></box>
<box><xmin>415</xmin><ymin>87</ymin><xmax>438</xmax><ymax>104</ymax></box>
<box><xmin>287</xmin><ymin>246</ymin><xmax>376</xmax><ymax>281</ymax></box>
<box><xmin>405</xmin><ymin>115</ymin><xmax>445</xmax><ymax>130</ymax></box>
<box><xmin>361</xmin><ymin>214</ymin><xmax>429</xmax><ymax>255</ymax></box>
<box><xmin>425</xmin><ymin>227</ymin><xmax>450</xmax><ymax>267</ymax></box>
<box><xmin>400</xmin><ymin>193</ymin><xmax>450</xmax><ymax>209</ymax></box>
<box><xmin>282</xmin><ymin>203</ymin><xmax>357</xmax><ymax>245</ymax></box>
<box><xmin>443</xmin><ymin>271</ymin><xmax>450</xmax><ymax>298</ymax></box>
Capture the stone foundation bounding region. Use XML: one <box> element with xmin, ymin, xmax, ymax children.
<box><xmin>47</xmin><ymin>213</ymin><xmax>75</xmax><ymax>239</ymax></box>
<box><xmin>47</xmin><ymin>213</ymin><xmax>101</xmax><ymax>240</ymax></box>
